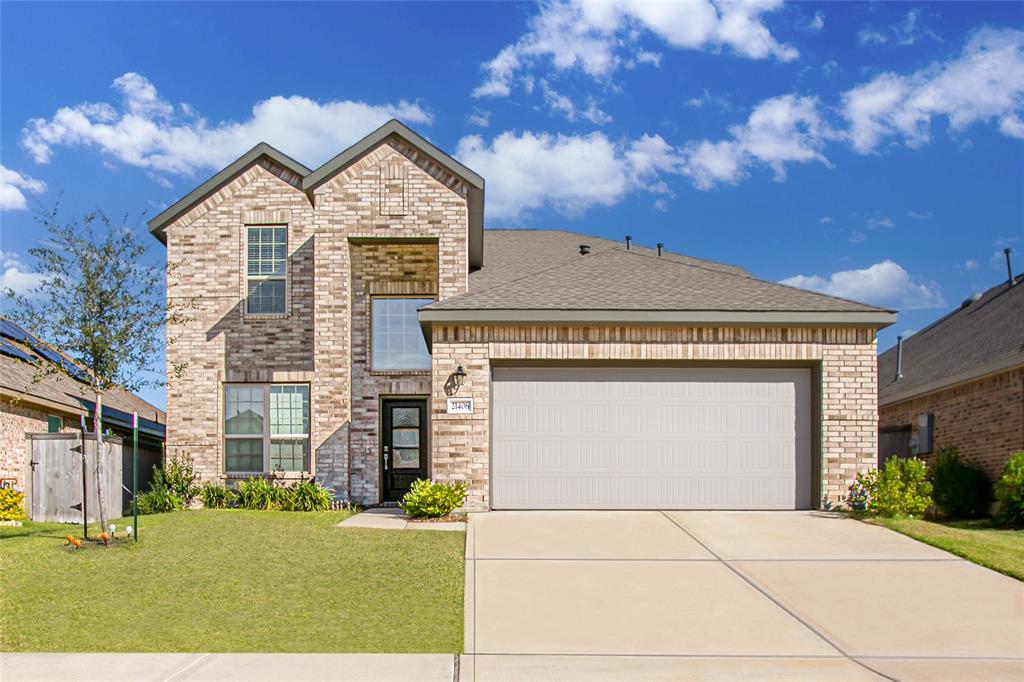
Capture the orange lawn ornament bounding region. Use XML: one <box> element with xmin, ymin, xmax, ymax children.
<box><xmin>99</xmin><ymin>532</ymin><xmax>110</xmax><ymax>546</ymax></box>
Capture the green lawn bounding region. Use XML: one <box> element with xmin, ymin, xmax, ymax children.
<box><xmin>0</xmin><ymin>510</ymin><xmax>465</xmax><ymax>652</ymax></box>
<box><xmin>870</xmin><ymin>517</ymin><xmax>1024</xmax><ymax>581</ymax></box>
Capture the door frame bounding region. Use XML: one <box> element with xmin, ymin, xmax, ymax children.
<box><xmin>379</xmin><ymin>395</ymin><xmax>430</xmax><ymax>502</ymax></box>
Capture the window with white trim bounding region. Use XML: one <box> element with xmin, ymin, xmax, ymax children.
<box><xmin>371</xmin><ymin>297</ymin><xmax>433</xmax><ymax>370</ymax></box>
<box><xmin>246</xmin><ymin>226</ymin><xmax>287</xmax><ymax>314</ymax></box>
<box><xmin>224</xmin><ymin>384</ymin><xmax>309</xmax><ymax>474</ymax></box>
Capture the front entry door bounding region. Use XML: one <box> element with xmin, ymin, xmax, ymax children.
<box><xmin>381</xmin><ymin>399</ymin><xmax>428</xmax><ymax>502</ymax></box>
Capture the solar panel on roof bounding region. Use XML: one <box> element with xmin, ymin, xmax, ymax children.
<box><xmin>0</xmin><ymin>338</ymin><xmax>36</xmax><ymax>363</ymax></box>
<box><xmin>0</xmin><ymin>319</ymin><xmax>31</xmax><ymax>343</ymax></box>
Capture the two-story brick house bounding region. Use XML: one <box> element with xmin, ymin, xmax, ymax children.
<box><xmin>151</xmin><ymin>120</ymin><xmax>895</xmax><ymax>511</ymax></box>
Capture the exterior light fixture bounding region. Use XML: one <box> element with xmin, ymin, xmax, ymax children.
<box><xmin>125</xmin><ymin>526</ymin><xmax>133</xmax><ymax>537</ymax></box>
<box><xmin>109</xmin><ymin>524</ymin><xmax>116</xmax><ymax>534</ymax></box>
<box><xmin>454</xmin><ymin>365</ymin><xmax>466</xmax><ymax>391</ymax></box>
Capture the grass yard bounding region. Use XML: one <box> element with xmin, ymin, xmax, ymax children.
<box><xmin>870</xmin><ymin>517</ymin><xmax>1024</xmax><ymax>581</ymax></box>
<box><xmin>0</xmin><ymin>510</ymin><xmax>465</xmax><ymax>652</ymax></box>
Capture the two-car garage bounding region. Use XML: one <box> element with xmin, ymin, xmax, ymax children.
<box><xmin>491</xmin><ymin>367</ymin><xmax>814</xmax><ymax>510</ymax></box>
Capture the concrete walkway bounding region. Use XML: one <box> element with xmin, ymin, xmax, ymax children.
<box><xmin>463</xmin><ymin>511</ymin><xmax>1024</xmax><ymax>681</ymax></box>
<box><xmin>0</xmin><ymin>653</ymin><xmax>457</xmax><ymax>682</ymax></box>
<box><xmin>336</xmin><ymin>507</ymin><xmax>465</xmax><ymax>531</ymax></box>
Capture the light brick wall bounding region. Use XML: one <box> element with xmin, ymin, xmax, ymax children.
<box><xmin>164</xmin><ymin>137</ymin><xmax>468</xmax><ymax>503</ymax></box>
<box><xmin>0</xmin><ymin>399</ymin><xmax>78</xmax><ymax>490</ymax></box>
<box><xmin>430</xmin><ymin>325</ymin><xmax>879</xmax><ymax>510</ymax></box>
<box><xmin>879</xmin><ymin>367</ymin><xmax>1024</xmax><ymax>479</ymax></box>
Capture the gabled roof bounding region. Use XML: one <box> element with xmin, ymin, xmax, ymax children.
<box><xmin>147</xmin><ymin>120</ymin><xmax>486</xmax><ymax>267</ymax></box>
<box><xmin>0</xmin><ymin>318</ymin><xmax>166</xmax><ymax>437</ymax></box>
<box><xmin>878</xmin><ymin>273</ymin><xmax>1024</xmax><ymax>406</ymax></box>
<box><xmin>420</xmin><ymin>230</ymin><xmax>895</xmax><ymax>327</ymax></box>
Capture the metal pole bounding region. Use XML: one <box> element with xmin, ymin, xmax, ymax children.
<box><xmin>132</xmin><ymin>412</ymin><xmax>139</xmax><ymax>542</ymax></box>
<box><xmin>80</xmin><ymin>413</ymin><xmax>88</xmax><ymax>539</ymax></box>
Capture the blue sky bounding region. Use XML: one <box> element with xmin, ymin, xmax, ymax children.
<box><xmin>2</xmin><ymin>1</ymin><xmax>1022</xmax><ymax>411</ymax></box>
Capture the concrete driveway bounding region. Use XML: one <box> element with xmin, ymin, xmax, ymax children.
<box><xmin>462</xmin><ymin>511</ymin><xmax>1024</xmax><ymax>681</ymax></box>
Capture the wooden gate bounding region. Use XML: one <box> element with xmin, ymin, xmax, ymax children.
<box><xmin>28</xmin><ymin>434</ymin><xmax>123</xmax><ymax>523</ymax></box>
<box><xmin>878</xmin><ymin>426</ymin><xmax>913</xmax><ymax>469</ymax></box>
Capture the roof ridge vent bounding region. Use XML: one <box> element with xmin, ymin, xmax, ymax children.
<box><xmin>578</xmin><ymin>244</ymin><xmax>591</xmax><ymax>256</ymax></box>
<box><xmin>961</xmin><ymin>292</ymin><xmax>983</xmax><ymax>308</ymax></box>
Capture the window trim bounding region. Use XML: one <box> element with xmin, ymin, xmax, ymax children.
<box><xmin>244</xmin><ymin>224</ymin><xmax>289</xmax><ymax>318</ymax></box>
<box><xmin>369</xmin><ymin>295</ymin><xmax>435</xmax><ymax>373</ymax></box>
<box><xmin>223</xmin><ymin>383</ymin><xmax>310</xmax><ymax>475</ymax></box>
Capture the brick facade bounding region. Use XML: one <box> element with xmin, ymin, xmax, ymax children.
<box><xmin>430</xmin><ymin>325</ymin><xmax>879</xmax><ymax>510</ymax></box>
<box><xmin>0</xmin><ymin>399</ymin><xmax>77</xmax><ymax>490</ymax></box>
<box><xmin>164</xmin><ymin>136</ymin><xmax>468</xmax><ymax>504</ymax></box>
<box><xmin>878</xmin><ymin>367</ymin><xmax>1024</xmax><ymax>480</ymax></box>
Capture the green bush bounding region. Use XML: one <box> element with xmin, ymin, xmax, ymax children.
<box><xmin>234</xmin><ymin>477</ymin><xmax>284</xmax><ymax>511</ymax></box>
<box><xmin>280</xmin><ymin>480</ymin><xmax>333</xmax><ymax>512</ymax></box>
<box><xmin>162</xmin><ymin>454</ymin><xmax>201</xmax><ymax>505</ymax></box>
<box><xmin>201</xmin><ymin>483</ymin><xmax>235</xmax><ymax>509</ymax></box>
<box><xmin>846</xmin><ymin>469</ymin><xmax>878</xmax><ymax>512</ymax></box>
<box><xmin>400</xmin><ymin>479</ymin><xmax>467</xmax><ymax>518</ymax></box>
<box><xmin>930</xmin><ymin>445</ymin><xmax>991</xmax><ymax>518</ymax></box>
<box><xmin>136</xmin><ymin>470</ymin><xmax>183</xmax><ymax>514</ymax></box>
<box><xmin>0</xmin><ymin>488</ymin><xmax>27</xmax><ymax>521</ymax></box>
<box><xmin>872</xmin><ymin>457</ymin><xmax>933</xmax><ymax>518</ymax></box>
<box><xmin>995</xmin><ymin>450</ymin><xmax>1024</xmax><ymax>527</ymax></box>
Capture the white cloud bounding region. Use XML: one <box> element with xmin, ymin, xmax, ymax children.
<box><xmin>848</xmin><ymin>230</ymin><xmax>867</xmax><ymax>243</ymax></box>
<box><xmin>842</xmin><ymin>28</ymin><xmax>1024</xmax><ymax>153</ymax></box>
<box><xmin>0</xmin><ymin>165</ymin><xmax>47</xmax><ymax>211</ymax></box>
<box><xmin>868</xmin><ymin>216</ymin><xmax>895</xmax><ymax>229</ymax></box>
<box><xmin>859</xmin><ymin>9</ymin><xmax>940</xmax><ymax>48</ymax></box>
<box><xmin>539</xmin><ymin>80</ymin><xmax>614</xmax><ymax>124</ymax></box>
<box><xmin>809</xmin><ymin>12</ymin><xmax>824</xmax><ymax>33</ymax></box>
<box><xmin>820</xmin><ymin>215</ymin><xmax>833</xmax><ymax>224</ymax></box>
<box><xmin>681</xmin><ymin>94</ymin><xmax>831</xmax><ymax>189</ymax></box>
<box><xmin>473</xmin><ymin>0</ymin><xmax>796</xmax><ymax>99</ymax></box>
<box><xmin>467</xmin><ymin>108</ymin><xmax>491</xmax><ymax>127</ymax></box>
<box><xmin>21</xmin><ymin>72</ymin><xmax>433</xmax><ymax>178</ymax></box>
<box><xmin>906</xmin><ymin>210</ymin><xmax>933</xmax><ymax>220</ymax></box>
<box><xmin>964</xmin><ymin>259</ymin><xmax>979</xmax><ymax>271</ymax></box>
<box><xmin>780</xmin><ymin>260</ymin><xmax>944</xmax><ymax>310</ymax></box>
<box><xmin>858</xmin><ymin>30</ymin><xmax>888</xmax><ymax>46</ymax></box>
<box><xmin>454</xmin><ymin>130</ymin><xmax>679</xmax><ymax>220</ymax></box>
<box><xmin>0</xmin><ymin>251</ymin><xmax>46</xmax><ymax>297</ymax></box>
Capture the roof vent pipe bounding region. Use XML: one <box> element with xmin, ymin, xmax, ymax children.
<box><xmin>625</xmin><ymin>235</ymin><xmax>632</xmax><ymax>250</ymax></box>
<box><xmin>656</xmin><ymin>243</ymin><xmax>664</xmax><ymax>257</ymax></box>
<box><xmin>895</xmin><ymin>335</ymin><xmax>904</xmax><ymax>382</ymax></box>
<box><xmin>579</xmin><ymin>244</ymin><xmax>591</xmax><ymax>256</ymax></box>
<box><xmin>1006</xmin><ymin>248</ymin><xmax>1015</xmax><ymax>287</ymax></box>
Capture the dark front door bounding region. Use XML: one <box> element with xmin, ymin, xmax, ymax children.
<box><xmin>381</xmin><ymin>398</ymin><xmax>428</xmax><ymax>502</ymax></box>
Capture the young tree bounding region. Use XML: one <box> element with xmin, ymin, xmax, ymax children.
<box><xmin>6</xmin><ymin>207</ymin><xmax>191</xmax><ymax>531</ymax></box>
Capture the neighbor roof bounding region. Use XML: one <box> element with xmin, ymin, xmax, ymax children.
<box><xmin>0</xmin><ymin>318</ymin><xmax>165</xmax><ymax>437</ymax></box>
<box><xmin>147</xmin><ymin>120</ymin><xmax>486</xmax><ymax>268</ymax></box>
<box><xmin>878</xmin><ymin>274</ymin><xmax>1024</xmax><ymax>406</ymax></box>
<box><xmin>420</xmin><ymin>230</ymin><xmax>895</xmax><ymax>327</ymax></box>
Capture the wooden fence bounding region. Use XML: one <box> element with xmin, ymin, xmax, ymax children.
<box><xmin>28</xmin><ymin>433</ymin><xmax>123</xmax><ymax>523</ymax></box>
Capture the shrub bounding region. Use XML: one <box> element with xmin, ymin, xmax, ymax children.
<box><xmin>234</xmin><ymin>477</ymin><xmax>283</xmax><ymax>511</ymax></box>
<box><xmin>872</xmin><ymin>457</ymin><xmax>933</xmax><ymax>518</ymax></box>
<box><xmin>280</xmin><ymin>480</ymin><xmax>333</xmax><ymax>512</ymax></box>
<box><xmin>994</xmin><ymin>450</ymin><xmax>1024</xmax><ymax>528</ymax></box>
<box><xmin>930</xmin><ymin>445</ymin><xmax>991</xmax><ymax>518</ymax></box>
<box><xmin>136</xmin><ymin>470</ymin><xmax>183</xmax><ymax>514</ymax></box>
<box><xmin>162</xmin><ymin>454</ymin><xmax>201</xmax><ymax>505</ymax></box>
<box><xmin>0</xmin><ymin>488</ymin><xmax>27</xmax><ymax>521</ymax></box>
<box><xmin>846</xmin><ymin>469</ymin><xmax>878</xmax><ymax>512</ymax></box>
<box><xmin>400</xmin><ymin>479</ymin><xmax>467</xmax><ymax>518</ymax></box>
<box><xmin>201</xmin><ymin>483</ymin><xmax>235</xmax><ymax>509</ymax></box>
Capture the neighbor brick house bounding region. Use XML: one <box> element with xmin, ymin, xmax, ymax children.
<box><xmin>878</xmin><ymin>273</ymin><xmax>1024</xmax><ymax>479</ymax></box>
<box><xmin>150</xmin><ymin>120</ymin><xmax>894</xmax><ymax>511</ymax></box>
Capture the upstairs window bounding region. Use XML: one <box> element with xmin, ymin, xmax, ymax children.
<box><xmin>246</xmin><ymin>226</ymin><xmax>287</xmax><ymax>315</ymax></box>
<box><xmin>224</xmin><ymin>384</ymin><xmax>310</xmax><ymax>474</ymax></box>
<box><xmin>371</xmin><ymin>297</ymin><xmax>432</xmax><ymax>371</ymax></box>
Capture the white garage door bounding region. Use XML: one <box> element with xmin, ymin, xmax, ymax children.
<box><xmin>492</xmin><ymin>367</ymin><xmax>812</xmax><ymax>510</ymax></box>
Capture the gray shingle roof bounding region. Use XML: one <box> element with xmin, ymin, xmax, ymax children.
<box><xmin>878</xmin><ymin>274</ymin><xmax>1024</xmax><ymax>404</ymax></box>
<box><xmin>426</xmin><ymin>230</ymin><xmax>891</xmax><ymax>317</ymax></box>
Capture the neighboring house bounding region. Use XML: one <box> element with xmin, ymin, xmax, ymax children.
<box><xmin>0</xmin><ymin>317</ymin><xmax>166</xmax><ymax>498</ymax></box>
<box><xmin>150</xmin><ymin>119</ymin><xmax>894</xmax><ymax>511</ymax></box>
<box><xmin>878</xmin><ymin>273</ymin><xmax>1024</xmax><ymax>479</ymax></box>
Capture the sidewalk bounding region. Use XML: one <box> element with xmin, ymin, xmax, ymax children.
<box><xmin>0</xmin><ymin>653</ymin><xmax>457</xmax><ymax>682</ymax></box>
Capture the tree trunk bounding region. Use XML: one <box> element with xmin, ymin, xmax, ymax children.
<box><xmin>94</xmin><ymin>391</ymin><xmax>108</xmax><ymax>532</ymax></box>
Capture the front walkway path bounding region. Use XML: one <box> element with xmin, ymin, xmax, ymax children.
<box><xmin>463</xmin><ymin>510</ymin><xmax>1024</xmax><ymax>681</ymax></box>
<box><xmin>336</xmin><ymin>507</ymin><xmax>465</xmax><ymax>531</ymax></box>
<box><xmin>0</xmin><ymin>653</ymin><xmax>457</xmax><ymax>682</ymax></box>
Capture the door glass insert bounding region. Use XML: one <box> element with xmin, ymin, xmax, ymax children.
<box><xmin>394</xmin><ymin>448</ymin><xmax>420</xmax><ymax>468</ymax></box>
<box><xmin>392</xmin><ymin>407</ymin><xmax>419</xmax><ymax>427</ymax></box>
<box><xmin>392</xmin><ymin>428</ymin><xmax>419</xmax><ymax>447</ymax></box>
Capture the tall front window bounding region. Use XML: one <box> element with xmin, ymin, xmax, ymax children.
<box><xmin>246</xmin><ymin>226</ymin><xmax>287</xmax><ymax>314</ymax></box>
<box><xmin>224</xmin><ymin>384</ymin><xmax>309</xmax><ymax>473</ymax></box>
<box><xmin>371</xmin><ymin>297</ymin><xmax>432</xmax><ymax>370</ymax></box>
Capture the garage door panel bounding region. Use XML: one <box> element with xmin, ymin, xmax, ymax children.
<box><xmin>492</xmin><ymin>367</ymin><xmax>813</xmax><ymax>510</ymax></box>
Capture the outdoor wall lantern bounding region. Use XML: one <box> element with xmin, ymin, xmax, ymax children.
<box><xmin>453</xmin><ymin>365</ymin><xmax>466</xmax><ymax>390</ymax></box>
<box><xmin>445</xmin><ymin>365</ymin><xmax>467</xmax><ymax>397</ymax></box>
